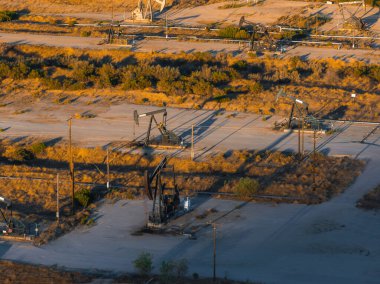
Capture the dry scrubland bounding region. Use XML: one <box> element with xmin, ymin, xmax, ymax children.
<box><xmin>0</xmin><ymin>260</ymin><xmax>249</xmax><ymax>284</ymax></box>
<box><xmin>0</xmin><ymin>141</ymin><xmax>364</xmax><ymax>220</ymax></box>
<box><xmin>357</xmin><ymin>184</ymin><xmax>380</xmax><ymax>210</ymax></box>
<box><xmin>0</xmin><ymin>44</ymin><xmax>379</xmax><ymax>121</ymax></box>
<box><xmin>0</xmin><ymin>260</ymin><xmax>92</xmax><ymax>284</ymax></box>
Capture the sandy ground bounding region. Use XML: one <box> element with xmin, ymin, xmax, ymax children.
<box><xmin>282</xmin><ymin>45</ymin><xmax>380</xmax><ymax>64</ymax></box>
<box><xmin>0</xmin><ymin>99</ymin><xmax>379</xmax><ymax>282</ymax></box>
<box><xmin>162</xmin><ymin>0</ymin><xmax>311</xmax><ymax>26</ymax></box>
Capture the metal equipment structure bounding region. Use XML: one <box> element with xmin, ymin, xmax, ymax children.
<box><xmin>131</xmin><ymin>0</ymin><xmax>166</xmax><ymax>22</ymax></box>
<box><xmin>338</xmin><ymin>0</ymin><xmax>367</xmax><ymax>30</ymax></box>
<box><xmin>0</xmin><ymin>196</ymin><xmax>25</xmax><ymax>235</ymax></box>
<box><xmin>134</xmin><ymin>108</ymin><xmax>183</xmax><ymax>147</ymax></box>
<box><xmin>238</xmin><ymin>16</ymin><xmax>277</xmax><ymax>51</ymax></box>
<box><xmin>275</xmin><ymin>89</ymin><xmax>312</xmax><ymax>129</ymax></box>
<box><xmin>144</xmin><ymin>156</ymin><xmax>180</xmax><ymax>227</ymax></box>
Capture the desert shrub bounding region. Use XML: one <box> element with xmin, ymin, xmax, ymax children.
<box><xmin>28</xmin><ymin>69</ymin><xmax>45</xmax><ymax>79</ymax></box>
<box><xmin>72</xmin><ymin>61</ymin><xmax>95</xmax><ymax>84</ymax></box>
<box><xmin>249</xmin><ymin>81</ymin><xmax>264</xmax><ymax>94</ymax></box>
<box><xmin>10</xmin><ymin>62</ymin><xmax>30</xmax><ymax>80</ymax></box>
<box><xmin>0</xmin><ymin>11</ymin><xmax>19</xmax><ymax>22</ymax></box>
<box><xmin>175</xmin><ymin>259</ymin><xmax>188</xmax><ymax>278</ymax></box>
<box><xmin>159</xmin><ymin>260</ymin><xmax>176</xmax><ymax>283</ymax></box>
<box><xmin>234</xmin><ymin>177</ymin><xmax>259</xmax><ymax>198</ymax></box>
<box><xmin>133</xmin><ymin>252</ymin><xmax>153</xmax><ymax>276</ymax></box>
<box><xmin>97</xmin><ymin>64</ymin><xmax>119</xmax><ymax>87</ymax></box>
<box><xmin>218</xmin><ymin>26</ymin><xmax>249</xmax><ymax>39</ymax></box>
<box><xmin>153</xmin><ymin>66</ymin><xmax>180</xmax><ymax>82</ymax></box>
<box><xmin>41</xmin><ymin>78</ymin><xmax>62</xmax><ymax>89</ymax></box>
<box><xmin>347</xmin><ymin>62</ymin><xmax>369</xmax><ymax>78</ymax></box>
<box><xmin>0</xmin><ymin>63</ymin><xmax>11</xmax><ymax>80</ymax></box>
<box><xmin>4</xmin><ymin>146</ymin><xmax>35</xmax><ymax>161</ymax></box>
<box><xmin>66</xmin><ymin>19</ymin><xmax>77</xmax><ymax>27</ymax></box>
<box><xmin>74</xmin><ymin>188</ymin><xmax>92</xmax><ymax>208</ymax></box>
<box><xmin>80</xmin><ymin>31</ymin><xmax>91</xmax><ymax>37</ymax></box>
<box><xmin>232</xmin><ymin>60</ymin><xmax>248</xmax><ymax>71</ymax></box>
<box><xmin>159</xmin><ymin>259</ymin><xmax>188</xmax><ymax>283</ymax></box>
<box><xmin>122</xmin><ymin>69</ymin><xmax>152</xmax><ymax>90</ymax></box>
<box><xmin>190</xmin><ymin>79</ymin><xmax>214</xmax><ymax>97</ymax></box>
<box><xmin>157</xmin><ymin>79</ymin><xmax>185</xmax><ymax>96</ymax></box>
<box><xmin>369</xmin><ymin>65</ymin><xmax>380</xmax><ymax>82</ymax></box>
<box><xmin>29</xmin><ymin>142</ymin><xmax>47</xmax><ymax>155</ymax></box>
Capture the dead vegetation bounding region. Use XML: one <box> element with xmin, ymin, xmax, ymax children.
<box><xmin>0</xmin><ymin>259</ymin><xmax>253</xmax><ymax>284</ymax></box>
<box><xmin>0</xmin><ymin>260</ymin><xmax>92</xmax><ymax>284</ymax></box>
<box><xmin>357</xmin><ymin>184</ymin><xmax>380</xmax><ymax>210</ymax></box>
<box><xmin>0</xmin><ymin>140</ymin><xmax>365</xmax><ymax>224</ymax></box>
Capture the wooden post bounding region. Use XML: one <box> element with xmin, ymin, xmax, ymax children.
<box><xmin>313</xmin><ymin>129</ymin><xmax>317</xmax><ymax>187</ymax></box>
<box><xmin>68</xmin><ymin>118</ymin><xmax>75</xmax><ymax>215</ymax></box>
<box><xmin>56</xmin><ymin>173</ymin><xmax>60</xmax><ymax>223</ymax></box>
<box><xmin>301</xmin><ymin>117</ymin><xmax>305</xmax><ymax>157</ymax></box>
<box><xmin>298</xmin><ymin>118</ymin><xmax>301</xmax><ymax>158</ymax></box>
<box><xmin>107</xmin><ymin>147</ymin><xmax>110</xmax><ymax>189</ymax></box>
<box><xmin>191</xmin><ymin>124</ymin><xmax>195</xmax><ymax>160</ymax></box>
<box><xmin>213</xmin><ymin>223</ymin><xmax>216</xmax><ymax>282</ymax></box>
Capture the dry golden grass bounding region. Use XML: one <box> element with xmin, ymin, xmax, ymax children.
<box><xmin>0</xmin><ymin>141</ymin><xmax>365</xmax><ymax>221</ymax></box>
<box><xmin>0</xmin><ymin>260</ymin><xmax>92</xmax><ymax>284</ymax></box>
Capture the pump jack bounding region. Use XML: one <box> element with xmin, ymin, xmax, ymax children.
<box><xmin>275</xmin><ymin>89</ymin><xmax>312</xmax><ymax>129</ymax></box>
<box><xmin>0</xmin><ymin>196</ymin><xmax>25</xmax><ymax>235</ymax></box>
<box><xmin>238</xmin><ymin>16</ymin><xmax>277</xmax><ymax>52</ymax></box>
<box><xmin>144</xmin><ymin>156</ymin><xmax>180</xmax><ymax>227</ymax></box>
<box><xmin>134</xmin><ymin>108</ymin><xmax>182</xmax><ymax>147</ymax></box>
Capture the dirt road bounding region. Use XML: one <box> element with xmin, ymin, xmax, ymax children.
<box><xmin>1</xmin><ymin>31</ymin><xmax>379</xmax><ymax>62</ymax></box>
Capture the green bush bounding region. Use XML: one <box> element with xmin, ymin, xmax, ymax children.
<box><xmin>218</xmin><ymin>26</ymin><xmax>249</xmax><ymax>39</ymax></box>
<box><xmin>133</xmin><ymin>252</ymin><xmax>153</xmax><ymax>276</ymax></box>
<box><xmin>0</xmin><ymin>11</ymin><xmax>19</xmax><ymax>22</ymax></box>
<box><xmin>80</xmin><ymin>31</ymin><xmax>91</xmax><ymax>37</ymax></box>
<box><xmin>159</xmin><ymin>260</ymin><xmax>176</xmax><ymax>283</ymax></box>
<box><xmin>159</xmin><ymin>259</ymin><xmax>188</xmax><ymax>283</ymax></box>
<box><xmin>97</xmin><ymin>64</ymin><xmax>119</xmax><ymax>88</ymax></box>
<box><xmin>4</xmin><ymin>146</ymin><xmax>35</xmax><ymax>161</ymax></box>
<box><xmin>249</xmin><ymin>82</ymin><xmax>263</xmax><ymax>94</ymax></box>
<box><xmin>75</xmin><ymin>188</ymin><xmax>92</xmax><ymax>208</ymax></box>
<box><xmin>72</xmin><ymin>61</ymin><xmax>95</xmax><ymax>84</ymax></box>
<box><xmin>234</xmin><ymin>178</ymin><xmax>260</xmax><ymax>199</ymax></box>
<box><xmin>29</xmin><ymin>142</ymin><xmax>47</xmax><ymax>155</ymax></box>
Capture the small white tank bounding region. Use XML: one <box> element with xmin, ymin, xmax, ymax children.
<box><xmin>184</xmin><ymin>197</ymin><xmax>191</xmax><ymax>211</ymax></box>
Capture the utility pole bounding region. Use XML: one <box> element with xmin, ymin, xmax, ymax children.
<box><xmin>107</xmin><ymin>147</ymin><xmax>110</xmax><ymax>189</ymax></box>
<box><xmin>191</xmin><ymin>124</ymin><xmax>194</xmax><ymax>160</ymax></box>
<box><xmin>68</xmin><ymin>117</ymin><xmax>75</xmax><ymax>215</ymax></box>
<box><xmin>301</xmin><ymin>117</ymin><xmax>305</xmax><ymax>156</ymax></box>
<box><xmin>165</xmin><ymin>14</ymin><xmax>168</xmax><ymax>39</ymax></box>
<box><xmin>298</xmin><ymin>118</ymin><xmax>301</xmax><ymax>158</ymax></box>
<box><xmin>313</xmin><ymin>129</ymin><xmax>317</xmax><ymax>187</ymax></box>
<box><xmin>56</xmin><ymin>173</ymin><xmax>60</xmax><ymax>223</ymax></box>
<box><xmin>213</xmin><ymin>223</ymin><xmax>217</xmax><ymax>282</ymax></box>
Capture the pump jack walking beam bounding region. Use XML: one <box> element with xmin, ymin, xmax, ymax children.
<box><xmin>134</xmin><ymin>108</ymin><xmax>167</xmax><ymax>146</ymax></box>
<box><xmin>276</xmin><ymin>89</ymin><xmax>309</xmax><ymax>129</ymax></box>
